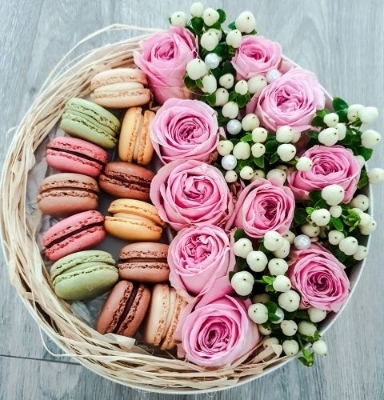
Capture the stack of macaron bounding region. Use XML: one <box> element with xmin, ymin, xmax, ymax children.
<box><xmin>38</xmin><ymin>68</ymin><xmax>185</xmax><ymax>349</ymax></box>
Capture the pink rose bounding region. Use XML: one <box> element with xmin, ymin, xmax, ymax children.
<box><xmin>255</xmin><ymin>68</ymin><xmax>325</xmax><ymax>132</ymax></box>
<box><xmin>150</xmin><ymin>98</ymin><xmax>219</xmax><ymax>164</ymax></box>
<box><xmin>225</xmin><ymin>178</ymin><xmax>295</xmax><ymax>238</ymax></box>
<box><xmin>287</xmin><ymin>145</ymin><xmax>361</xmax><ymax>202</ymax></box>
<box><xmin>150</xmin><ymin>160</ymin><xmax>234</xmax><ymax>231</ymax></box>
<box><xmin>288</xmin><ymin>243</ymin><xmax>350</xmax><ymax>312</ymax></box>
<box><xmin>232</xmin><ymin>36</ymin><xmax>282</xmax><ymax>80</ymax></box>
<box><xmin>133</xmin><ymin>27</ymin><xmax>197</xmax><ymax>105</ymax></box>
<box><xmin>168</xmin><ymin>225</ymin><xmax>235</xmax><ymax>302</ymax></box>
<box><xmin>175</xmin><ymin>277</ymin><xmax>260</xmax><ymax>368</ymax></box>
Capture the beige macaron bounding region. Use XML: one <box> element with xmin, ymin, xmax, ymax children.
<box><xmin>90</xmin><ymin>68</ymin><xmax>151</xmax><ymax>108</ymax></box>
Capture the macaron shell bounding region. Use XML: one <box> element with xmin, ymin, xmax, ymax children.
<box><xmin>38</xmin><ymin>173</ymin><xmax>99</xmax><ymax>216</ymax></box>
<box><xmin>118</xmin><ymin>107</ymin><xmax>143</xmax><ymax>162</ymax></box>
<box><xmin>46</xmin><ymin>137</ymin><xmax>107</xmax><ymax>177</ymax></box>
<box><xmin>104</xmin><ymin>215</ymin><xmax>162</xmax><ymax>242</ymax></box>
<box><xmin>142</xmin><ymin>283</ymin><xmax>170</xmax><ymax>346</ymax></box>
<box><xmin>99</xmin><ymin>161</ymin><xmax>154</xmax><ymax>201</ymax></box>
<box><xmin>91</xmin><ymin>68</ymin><xmax>148</xmax><ymax>89</ymax></box>
<box><xmin>91</xmin><ymin>85</ymin><xmax>151</xmax><ymax>109</ymax></box>
<box><xmin>43</xmin><ymin>210</ymin><xmax>106</xmax><ymax>261</ymax></box>
<box><xmin>118</xmin><ymin>242</ymin><xmax>169</xmax><ymax>282</ymax></box>
<box><xmin>134</xmin><ymin>110</ymin><xmax>155</xmax><ymax>166</ymax></box>
<box><xmin>50</xmin><ymin>249</ymin><xmax>115</xmax><ymax>281</ymax></box>
<box><xmin>53</xmin><ymin>263</ymin><xmax>118</xmax><ymax>301</ymax></box>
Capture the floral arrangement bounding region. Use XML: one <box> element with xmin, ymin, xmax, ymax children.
<box><xmin>132</xmin><ymin>2</ymin><xmax>384</xmax><ymax>369</ymax></box>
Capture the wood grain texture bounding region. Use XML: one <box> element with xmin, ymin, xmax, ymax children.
<box><xmin>1</xmin><ymin>0</ymin><xmax>384</xmax><ymax>399</ymax></box>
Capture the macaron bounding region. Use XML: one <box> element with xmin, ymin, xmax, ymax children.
<box><xmin>142</xmin><ymin>283</ymin><xmax>187</xmax><ymax>350</ymax></box>
<box><xmin>90</xmin><ymin>68</ymin><xmax>151</xmax><ymax>108</ymax></box>
<box><xmin>37</xmin><ymin>173</ymin><xmax>99</xmax><ymax>217</ymax></box>
<box><xmin>43</xmin><ymin>210</ymin><xmax>106</xmax><ymax>262</ymax></box>
<box><xmin>50</xmin><ymin>250</ymin><xmax>118</xmax><ymax>301</ymax></box>
<box><xmin>104</xmin><ymin>198</ymin><xmax>165</xmax><ymax>242</ymax></box>
<box><xmin>59</xmin><ymin>98</ymin><xmax>120</xmax><ymax>149</ymax></box>
<box><xmin>96</xmin><ymin>280</ymin><xmax>151</xmax><ymax>338</ymax></box>
<box><xmin>118</xmin><ymin>242</ymin><xmax>169</xmax><ymax>283</ymax></box>
<box><xmin>99</xmin><ymin>161</ymin><xmax>154</xmax><ymax>201</ymax></box>
<box><xmin>118</xmin><ymin>107</ymin><xmax>155</xmax><ymax>166</ymax></box>
<box><xmin>46</xmin><ymin>137</ymin><xmax>108</xmax><ymax>178</ymax></box>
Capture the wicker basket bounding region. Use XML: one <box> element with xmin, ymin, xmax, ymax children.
<box><xmin>0</xmin><ymin>25</ymin><xmax>371</xmax><ymax>394</ymax></box>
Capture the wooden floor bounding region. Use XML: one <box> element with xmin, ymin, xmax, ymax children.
<box><xmin>1</xmin><ymin>0</ymin><xmax>384</xmax><ymax>399</ymax></box>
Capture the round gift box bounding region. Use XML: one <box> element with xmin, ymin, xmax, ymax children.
<box><xmin>0</xmin><ymin>26</ymin><xmax>372</xmax><ymax>394</ymax></box>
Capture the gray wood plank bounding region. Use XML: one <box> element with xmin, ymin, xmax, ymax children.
<box><xmin>1</xmin><ymin>0</ymin><xmax>384</xmax><ymax>399</ymax></box>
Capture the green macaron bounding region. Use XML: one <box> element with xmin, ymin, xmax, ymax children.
<box><xmin>60</xmin><ymin>98</ymin><xmax>121</xmax><ymax>149</ymax></box>
<box><xmin>50</xmin><ymin>250</ymin><xmax>119</xmax><ymax>301</ymax></box>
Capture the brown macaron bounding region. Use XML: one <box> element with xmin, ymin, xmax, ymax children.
<box><xmin>142</xmin><ymin>283</ymin><xmax>187</xmax><ymax>350</ymax></box>
<box><xmin>118</xmin><ymin>107</ymin><xmax>155</xmax><ymax>166</ymax></box>
<box><xmin>118</xmin><ymin>242</ymin><xmax>169</xmax><ymax>283</ymax></box>
<box><xmin>96</xmin><ymin>280</ymin><xmax>151</xmax><ymax>338</ymax></box>
<box><xmin>37</xmin><ymin>173</ymin><xmax>99</xmax><ymax>217</ymax></box>
<box><xmin>99</xmin><ymin>161</ymin><xmax>154</xmax><ymax>201</ymax></box>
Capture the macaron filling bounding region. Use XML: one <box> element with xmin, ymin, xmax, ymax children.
<box><xmin>47</xmin><ymin>147</ymin><xmax>106</xmax><ymax>167</ymax></box>
<box><xmin>113</xmin><ymin>285</ymin><xmax>139</xmax><ymax>333</ymax></box>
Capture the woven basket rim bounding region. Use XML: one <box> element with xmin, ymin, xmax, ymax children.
<box><xmin>0</xmin><ymin>25</ymin><xmax>371</xmax><ymax>393</ymax></box>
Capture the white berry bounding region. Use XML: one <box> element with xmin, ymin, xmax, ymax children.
<box><xmin>310</xmin><ymin>209</ymin><xmax>331</xmax><ymax>227</ymax></box>
<box><xmin>328</xmin><ymin>230</ymin><xmax>344</xmax><ymax>246</ymax></box>
<box><xmin>361</xmin><ymin>129</ymin><xmax>381</xmax><ymax>148</ymax></box>
<box><xmin>318</xmin><ymin>127</ymin><xmax>339</xmax><ymax>146</ymax></box>
<box><xmin>321</xmin><ymin>184</ymin><xmax>345</xmax><ymax>206</ymax></box>
<box><xmin>219</xmin><ymin>73</ymin><xmax>235</xmax><ymax>89</ymax></box>
<box><xmin>350</xmin><ymin>194</ymin><xmax>369</xmax><ymax>211</ymax></box>
<box><xmin>277</xmin><ymin>143</ymin><xmax>296</xmax><ymax>162</ymax></box>
<box><xmin>222</xmin><ymin>101</ymin><xmax>239</xmax><ymax>119</ymax></box>
<box><xmin>201</xmin><ymin>74</ymin><xmax>217</xmax><ymax>94</ymax></box>
<box><xmin>251</xmin><ymin>143</ymin><xmax>266</xmax><ymax>158</ymax></box>
<box><xmin>202</xmin><ymin>8</ymin><xmax>220</xmax><ymax>26</ymax></box>
<box><xmin>252</xmin><ymin>127</ymin><xmax>268</xmax><ymax>142</ymax></box>
<box><xmin>301</xmin><ymin>223</ymin><xmax>320</xmax><ymax>237</ymax></box>
<box><xmin>335</xmin><ymin>123</ymin><xmax>347</xmax><ymax>140</ymax></box>
<box><xmin>242</xmin><ymin>114</ymin><xmax>260</xmax><ymax>131</ymax></box>
<box><xmin>296</xmin><ymin>157</ymin><xmax>312</xmax><ymax>171</ymax></box>
<box><xmin>368</xmin><ymin>168</ymin><xmax>384</xmax><ymax>184</ymax></box>
<box><xmin>226</xmin><ymin>119</ymin><xmax>242</xmax><ymax>135</ymax></box>
<box><xmin>231</xmin><ymin>270</ymin><xmax>254</xmax><ymax>296</ymax></box>
<box><xmin>358</xmin><ymin>106</ymin><xmax>379</xmax><ymax>124</ymax></box>
<box><xmin>273</xmin><ymin>238</ymin><xmax>291</xmax><ymax>258</ymax></box>
<box><xmin>186</xmin><ymin>58</ymin><xmax>208</xmax><ymax>80</ymax></box>
<box><xmin>250</xmin><ymin>170</ymin><xmax>266</xmax><ymax>181</ymax></box>
<box><xmin>280</xmin><ymin>320</ymin><xmax>298</xmax><ymax>336</ymax></box>
<box><xmin>263</xmin><ymin>231</ymin><xmax>284</xmax><ymax>251</ymax></box>
<box><xmin>225</xmin><ymin>170</ymin><xmax>238</xmax><ymax>183</ymax></box>
<box><xmin>217</xmin><ymin>140</ymin><xmax>233</xmax><ymax>156</ymax></box>
<box><xmin>347</xmin><ymin>104</ymin><xmax>364</xmax><ymax>122</ymax></box>
<box><xmin>234</xmin><ymin>80</ymin><xmax>248</xmax><ymax>95</ymax></box>
<box><xmin>233</xmin><ymin>141</ymin><xmax>251</xmax><ymax>159</ymax></box>
<box><xmin>339</xmin><ymin>236</ymin><xmax>358</xmax><ymax>255</ymax></box>
<box><xmin>272</xmin><ymin>275</ymin><xmax>292</xmax><ymax>292</ymax></box>
<box><xmin>360</xmin><ymin>219</ymin><xmax>377</xmax><ymax>235</ymax></box>
<box><xmin>252</xmin><ymin>293</ymin><xmax>271</xmax><ymax>304</ymax></box>
<box><xmin>190</xmin><ymin>2</ymin><xmax>204</xmax><ymax>17</ymax></box>
<box><xmin>215</xmin><ymin>88</ymin><xmax>229</xmax><ymax>106</ymax></box>
<box><xmin>353</xmin><ymin>245</ymin><xmax>368</xmax><ymax>260</ymax></box>
<box><xmin>240</xmin><ymin>166</ymin><xmax>255</xmax><ymax>180</ymax></box>
<box><xmin>235</xmin><ymin>11</ymin><xmax>256</xmax><ymax>33</ymax></box>
<box><xmin>308</xmin><ymin>307</ymin><xmax>327</xmax><ymax>323</ymax></box>
<box><xmin>358</xmin><ymin>212</ymin><xmax>371</xmax><ymax>227</ymax></box>
<box><xmin>233</xmin><ymin>237</ymin><xmax>253</xmax><ymax>258</ymax></box>
<box><xmin>170</xmin><ymin>12</ymin><xmax>188</xmax><ymax>27</ymax></box>
<box><xmin>263</xmin><ymin>337</ymin><xmax>279</xmax><ymax>348</ymax></box>
<box><xmin>283</xmin><ymin>230</ymin><xmax>296</xmax><ymax>244</ymax></box>
<box><xmin>247</xmin><ymin>250</ymin><xmax>268</xmax><ymax>272</ymax></box>
<box><xmin>312</xmin><ymin>339</ymin><xmax>328</xmax><ymax>356</ymax></box>
<box><xmin>276</xmin><ymin>126</ymin><xmax>294</xmax><ymax>143</ymax></box>
<box><xmin>226</xmin><ymin>29</ymin><xmax>242</xmax><ymax>48</ymax></box>
<box><xmin>298</xmin><ymin>321</ymin><xmax>317</xmax><ymax>337</ymax></box>
<box><xmin>268</xmin><ymin>258</ymin><xmax>288</xmax><ymax>275</ymax></box>
<box><xmin>247</xmin><ymin>75</ymin><xmax>267</xmax><ymax>95</ymax></box>
<box><xmin>282</xmin><ymin>340</ymin><xmax>299</xmax><ymax>356</ymax></box>
<box><xmin>278</xmin><ymin>290</ymin><xmax>300</xmax><ymax>312</ymax></box>
<box><xmin>257</xmin><ymin>324</ymin><xmax>272</xmax><ymax>335</ymax></box>
<box><xmin>248</xmin><ymin>303</ymin><xmax>268</xmax><ymax>324</ymax></box>
<box><xmin>323</xmin><ymin>113</ymin><xmax>339</xmax><ymax>127</ymax></box>
<box><xmin>266</xmin><ymin>169</ymin><xmax>286</xmax><ymax>185</ymax></box>
<box><xmin>329</xmin><ymin>205</ymin><xmax>342</xmax><ymax>218</ymax></box>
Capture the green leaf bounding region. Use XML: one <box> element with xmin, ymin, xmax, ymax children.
<box><xmin>309</xmin><ymin>190</ymin><xmax>323</xmax><ymax>203</ymax></box>
<box><xmin>335</xmin><ymin>108</ymin><xmax>348</xmax><ymax>122</ymax></box>
<box><xmin>217</xmin><ymin>9</ymin><xmax>226</xmax><ymax>23</ymax></box>
<box><xmin>253</xmin><ymin>156</ymin><xmax>265</xmax><ymax>169</ymax></box>
<box><xmin>236</xmin><ymin>94</ymin><xmax>249</xmax><ymax>108</ymax></box>
<box><xmin>201</xmin><ymin>93</ymin><xmax>216</xmax><ymax>107</ymax></box>
<box><xmin>265</xmin><ymin>139</ymin><xmax>278</xmax><ymax>153</ymax></box>
<box><xmin>262</xmin><ymin>276</ymin><xmax>274</xmax><ymax>285</ymax></box>
<box><xmin>228</xmin><ymin>21</ymin><xmax>236</xmax><ymax>30</ymax></box>
<box><xmin>228</xmin><ymin>271</ymin><xmax>236</xmax><ymax>281</ymax></box>
<box><xmin>183</xmin><ymin>75</ymin><xmax>196</xmax><ymax>90</ymax></box>
<box><xmin>228</xmin><ymin>91</ymin><xmax>238</xmax><ymax>102</ymax></box>
<box><xmin>316</xmin><ymin>109</ymin><xmax>328</xmax><ymax>118</ymax></box>
<box><xmin>311</xmin><ymin>115</ymin><xmax>326</xmax><ymax>128</ymax></box>
<box><xmin>359</xmin><ymin>147</ymin><xmax>373</xmax><ymax>161</ymax></box>
<box><xmin>269</xmin><ymin>153</ymin><xmax>280</xmax><ymax>164</ymax></box>
<box><xmin>210</xmin><ymin>21</ymin><xmax>222</xmax><ymax>30</ymax></box>
<box><xmin>221</xmin><ymin>60</ymin><xmax>236</xmax><ymax>75</ymax></box>
<box><xmin>190</xmin><ymin>17</ymin><xmax>204</xmax><ymax>34</ymax></box>
<box><xmin>241</xmin><ymin>133</ymin><xmax>253</xmax><ymax>142</ymax></box>
<box><xmin>234</xmin><ymin>228</ymin><xmax>246</xmax><ymax>241</ymax></box>
<box><xmin>332</xmin><ymin>97</ymin><xmax>349</xmax><ymax>112</ymax></box>
<box><xmin>306</xmin><ymin>130</ymin><xmax>319</xmax><ymax>140</ymax></box>
<box><xmin>306</xmin><ymin>206</ymin><xmax>315</xmax><ymax>215</ymax></box>
<box><xmin>294</xmin><ymin>208</ymin><xmax>308</xmax><ymax>225</ymax></box>
<box><xmin>331</xmin><ymin>217</ymin><xmax>344</xmax><ymax>231</ymax></box>
<box><xmin>357</xmin><ymin>169</ymin><xmax>369</xmax><ymax>189</ymax></box>
<box><xmin>195</xmin><ymin>79</ymin><xmax>204</xmax><ymax>89</ymax></box>
<box><xmin>264</xmin><ymin>301</ymin><xmax>278</xmax><ymax>314</ymax></box>
<box><xmin>214</xmin><ymin>42</ymin><xmax>228</xmax><ymax>58</ymax></box>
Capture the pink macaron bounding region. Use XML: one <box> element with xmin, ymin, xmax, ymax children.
<box><xmin>46</xmin><ymin>137</ymin><xmax>108</xmax><ymax>178</ymax></box>
<box><xmin>43</xmin><ymin>210</ymin><xmax>106</xmax><ymax>261</ymax></box>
